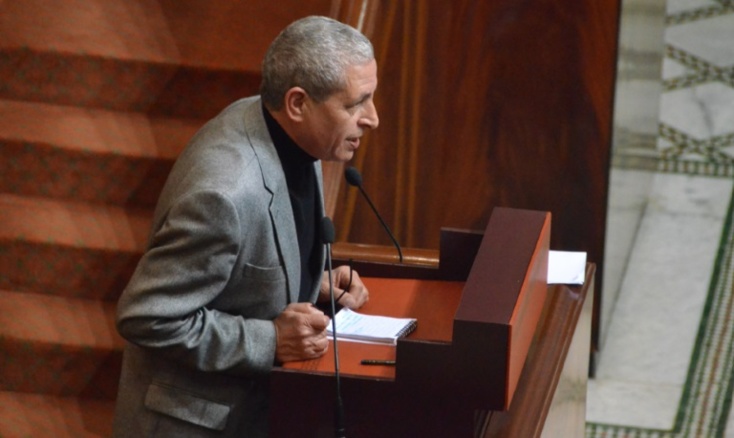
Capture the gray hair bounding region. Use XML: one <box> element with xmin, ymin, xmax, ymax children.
<box><xmin>260</xmin><ymin>16</ymin><xmax>374</xmax><ymax>110</ymax></box>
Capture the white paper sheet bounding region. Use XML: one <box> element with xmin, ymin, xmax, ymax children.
<box><xmin>548</xmin><ymin>250</ymin><xmax>587</xmax><ymax>284</ymax></box>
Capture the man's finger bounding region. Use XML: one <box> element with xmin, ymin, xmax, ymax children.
<box><xmin>306</xmin><ymin>312</ymin><xmax>329</xmax><ymax>330</ymax></box>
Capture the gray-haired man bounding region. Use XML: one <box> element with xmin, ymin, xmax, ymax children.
<box><xmin>112</xmin><ymin>16</ymin><xmax>378</xmax><ymax>437</ymax></box>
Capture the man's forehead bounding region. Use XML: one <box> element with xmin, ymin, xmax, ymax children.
<box><xmin>343</xmin><ymin>61</ymin><xmax>378</xmax><ymax>92</ymax></box>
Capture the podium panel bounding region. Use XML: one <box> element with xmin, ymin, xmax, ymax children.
<box><xmin>270</xmin><ymin>208</ymin><xmax>591</xmax><ymax>437</ymax></box>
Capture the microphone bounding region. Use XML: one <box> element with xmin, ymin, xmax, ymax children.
<box><xmin>320</xmin><ymin>217</ymin><xmax>346</xmax><ymax>438</ymax></box>
<box><xmin>344</xmin><ymin>167</ymin><xmax>404</xmax><ymax>263</ymax></box>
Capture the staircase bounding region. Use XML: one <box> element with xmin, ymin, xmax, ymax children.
<box><xmin>0</xmin><ymin>1</ymin><xmax>331</xmax><ymax>435</ymax></box>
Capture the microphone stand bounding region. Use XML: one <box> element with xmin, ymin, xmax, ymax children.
<box><xmin>355</xmin><ymin>185</ymin><xmax>403</xmax><ymax>264</ymax></box>
<box><xmin>345</xmin><ymin>167</ymin><xmax>404</xmax><ymax>264</ymax></box>
<box><xmin>324</xmin><ymin>223</ymin><xmax>347</xmax><ymax>437</ymax></box>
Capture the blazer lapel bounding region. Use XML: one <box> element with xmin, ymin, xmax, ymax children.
<box><xmin>309</xmin><ymin>161</ymin><xmax>327</xmax><ymax>302</ymax></box>
<box><xmin>242</xmin><ymin>99</ymin><xmax>301</xmax><ymax>304</ymax></box>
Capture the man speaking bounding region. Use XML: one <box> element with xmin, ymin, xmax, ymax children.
<box><xmin>112</xmin><ymin>15</ymin><xmax>378</xmax><ymax>437</ymax></box>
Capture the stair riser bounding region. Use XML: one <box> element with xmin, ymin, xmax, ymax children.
<box><xmin>0</xmin><ymin>48</ymin><xmax>261</xmax><ymax>119</ymax></box>
<box><xmin>0</xmin><ymin>339</ymin><xmax>121</xmax><ymax>399</ymax></box>
<box><xmin>0</xmin><ymin>392</ymin><xmax>115</xmax><ymax>438</ymax></box>
<box><xmin>1</xmin><ymin>140</ymin><xmax>172</xmax><ymax>207</ymax></box>
<box><xmin>1</xmin><ymin>241</ymin><xmax>140</xmax><ymax>301</ymax></box>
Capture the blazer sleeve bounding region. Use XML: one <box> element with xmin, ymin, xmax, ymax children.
<box><xmin>116</xmin><ymin>189</ymin><xmax>277</xmax><ymax>375</ymax></box>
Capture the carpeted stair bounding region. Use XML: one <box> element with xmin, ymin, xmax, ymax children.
<box><xmin>0</xmin><ymin>1</ymin><xmax>330</xmax><ymax>435</ymax></box>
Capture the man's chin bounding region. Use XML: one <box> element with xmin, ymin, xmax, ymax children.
<box><xmin>327</xmin><ymin>150</ymin><xmax>355</xmax><ymax>163</ymax></box>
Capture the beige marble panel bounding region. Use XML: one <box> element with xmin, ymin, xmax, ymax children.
<box><xmin>602</xmin><ymin>0</ymin><xmax>666</xmax><ymax>351</ymax></box>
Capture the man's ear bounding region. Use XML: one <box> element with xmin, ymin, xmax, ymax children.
<box><xmin>283</xmin><ymin>87</ymin><xmax>308</xmax><ymax>122</ymax></box>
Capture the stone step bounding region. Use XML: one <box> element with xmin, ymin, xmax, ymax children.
<box><xmin>0</xmin><ymin>45</ymin><xmax>260</xmax><ymax>119</ymax></box>
<box><xmin>0</xmin><ymin>194</ymin><xmax>150</xmax><ymax>299</ymax></box>
<box><xmin>0</xmin><ymin>99</ymin><xmax>200</xmax><ymax>207</ymax></box>
<box><xmin>0</xmin><ymin>391</ymin><xmax>114</xmax><ymax>437</ymax></box>
<box><xmin>0</xmin><ymin>0</ymin><xmax>332</xmax><ymax>118</ymax></box>
<box><xmin>0</xmin><ymin>290</ymin><xmax>124</xmax><ymax>399</ymax></box>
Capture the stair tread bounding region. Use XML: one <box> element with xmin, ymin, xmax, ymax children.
<box><xmin>0</xmin><ymin>0</ymin><xmax>332</xmax><ymax>71</ymax></box>
<box><xmin>0</xmin><ymin>99</ymin><xmax>199</xmax><ymax>158</ymax></box>
<box><xmin>0</xmin><ymin>194</ymin><xmax>151</xmax><ymax>251</ymax></box>
<box><xmin>0</xmin><ymin>0</ymin><xmax>178</xmax><ymax>65</ymax></box>
<box><xmin>0</xmin><ymin>391</ymin><xmax>114</xmax><ymax>437</ymax></box>
<box><xmin>0</xmin><ymin>290</ymin><xmax>123</xmax><ymax>350</ymax></box>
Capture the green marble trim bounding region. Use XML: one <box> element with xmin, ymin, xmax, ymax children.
<box><xmin>586</xmin><ymin>181</ymin><xmax>734</xmax><ymax>437</ymax></box>
<box><xmin>665</xmin><ymin>3</ymin><xmax>734</xmax><ymax>26</ymax></box>
<box><xmin>613</xmin><ymin>4</ymin><xmax>734</xmax><ymax>178</ymax></box>
<box><xmin>664</xmin><ymin>46</ymin><xmax>734</xmax><ymax>91</ymax></box>
<box><xmin>658</xmin><ymin>124</ymin><xmax>734</xmax><ymax>165</ymax></box>
<box><xmin>613</xmin><ymin>115</ymin><xmax>734</xmax><ymax>177</ymax></box>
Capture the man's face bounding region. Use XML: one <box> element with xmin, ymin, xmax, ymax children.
<box><xmin>299</xmin><ymin>60</ymin><xmax>379</xmax><ymax>162</ymax></box>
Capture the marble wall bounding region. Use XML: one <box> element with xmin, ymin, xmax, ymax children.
<box><xmin>601</xmin><ymin>0</ymin><xmax>666</xmax><ymax>349</ymax></box>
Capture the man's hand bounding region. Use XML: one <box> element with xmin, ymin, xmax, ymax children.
<box><xmin>318</xmin><ymin>265</ymin><xmax>369</xmax><ymax>309</ymax></box>
<box><xmin>273</xmin><ymin>303</ymin><xmax>329</xmax><ymax>363</ymax></box>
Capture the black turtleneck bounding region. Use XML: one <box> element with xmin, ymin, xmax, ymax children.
<box><xmin>262</xmin><ymin>104</ymin><xmax>321</xmax><ymax>303</ymax></box>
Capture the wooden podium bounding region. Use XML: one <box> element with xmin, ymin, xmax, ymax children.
<box><xmin>269</xmin><ymin>207</ymin><xmax>594</xmax><ymax>437</ymax></box>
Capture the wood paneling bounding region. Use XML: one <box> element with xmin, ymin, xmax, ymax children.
<box><xmin>330</xmin><ymin>0</ymin><xmax>620</xmax><ymax>355</ymax></box>
<box><xmin>270</xmin><ymin>256</ymin><xmax>595</xmax><ymax>437</ymax></box>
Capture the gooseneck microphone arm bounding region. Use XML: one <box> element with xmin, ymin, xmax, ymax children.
<box><xmin>344</xmin><ymin>167</ymin><xmax>404</xmax><ymax>264</ymax></box>
<box><xmin>320</xmin><ymin>217</ymin><xmax>346</xmax><ymax>438</ymax></box>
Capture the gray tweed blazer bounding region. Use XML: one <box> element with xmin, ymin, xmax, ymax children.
<box><xmin>112</xmin><ymin>96</ymin><xmax>325</xmax><ymax>437</ymax></box>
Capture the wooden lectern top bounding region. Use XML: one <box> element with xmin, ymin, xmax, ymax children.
<box><xmin>269</xmin><ymin>207</ymin><xmax>595</xmax><ymax>437</ymax></box>
<box><xmin>283</xmin><ymin>277</ymin><xmax>464</xmax><ymax>378</ymax></box>
<box><xmin>280</xmin><ymin>207</ymin><xmax>551</xmax><ymax>410</ymax></box>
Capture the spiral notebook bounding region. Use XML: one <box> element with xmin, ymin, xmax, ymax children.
<box><xmin>327</xmin><ymin>308</ymin><xmax>417</xmax><ymax>345</ymax></box>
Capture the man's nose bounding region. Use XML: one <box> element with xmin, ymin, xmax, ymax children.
<box><xmin>361</xmin><ymin>101</ymin><xmax>379</xmax><ymax>130</ymax></box>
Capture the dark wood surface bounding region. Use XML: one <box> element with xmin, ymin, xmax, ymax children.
<box><xmin>270</xmin><ymin>208</ymin><xmax>590</xmax><ymax>437</ymax></box>
<box><xmin>482</xmin><ymin>264</ymin><xmax>595</xmax><ymax>437</ymax></box>
<box><xmin>270</xmin><ymin>265</ymin><xmax>594</xmax><ymax>437</ymax></box>
<box><xmin>286</xmin><ymin>208</ymin><xmax>550</xmax><ymax>407</ymax></box>
<box><xmin>395</xmin><ymin>208</ymin><xmax>551</xmax><ymax>410</ymax></box>
<box><xmin>327</xmin><ymin>0</ymin><xmax>620</xmax><ymax>361</ymax></box>
<box><xmin>281</xmin><ymin>277</ymin><xmax>464</xmax><ymax>379</ymax></box>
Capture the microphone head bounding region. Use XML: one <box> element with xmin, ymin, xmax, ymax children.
<box><xmin>344</xmin><ymin>166</ymin><xmax>363</xmax><ymax>187</ymax></box>
<box><xmin>320</xmin><ymin>217</ymin><xmax>335</xmax><ymax>244</ymax></box>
